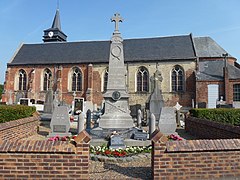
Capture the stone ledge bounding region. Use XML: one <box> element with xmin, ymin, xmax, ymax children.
<box><xmin>166</xmin><ymin>139</ymin><xmax>240</xmax><ymax>152</ymax></box>
<box><xmin>0</xmin><ymin>140</ymin><xmax>75</xmax><ymax>153</ymax></box>
<box><xmin>0</xmin><ymin>115</ymin><xmax>40</xmax><ymax>131</ymax></box>
<box><xmin>90</xmin><ymin>153</ymin><xmax>151</xmax><ymax>163</ymax></box>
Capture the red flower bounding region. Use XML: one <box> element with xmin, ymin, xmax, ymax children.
<box><xmin>61</xmin><ymin>136</ymin><xmax>68</xmax><ymax>141</ymax></box>
<box><xmin>104</xmin><ymin>150</ymin><xmax>111</xmax><ymax>155</ymax></box>
<box><xmin>70</xmin><ymin>116</ymin><xmax>74</xmax><ymax>122</ymax></box>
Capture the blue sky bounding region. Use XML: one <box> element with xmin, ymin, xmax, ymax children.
<box><xmin>0</xmin><ymin>0</ymin><xmax>240</xmax><ymax>84</ymax></box>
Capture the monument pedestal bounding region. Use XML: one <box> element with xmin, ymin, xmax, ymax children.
<box><xmin>99</xmin><ymin>97</ymin><xmax>133</xmax><ymax>129</ymax></box>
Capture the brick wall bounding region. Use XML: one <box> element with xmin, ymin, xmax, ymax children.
<box><xmin>0</xmin><ymin>130</ymin><xmax>91</xmax><ymax>180</ymax></box>
<box><xmin>151</xmin><ymin>130</ymin><xmax>240</xmax><ymax>180</ymax></box>
<box><xmin>0</xmin><ymin>115</ymin><xmax>40</xmax><ymax>142</ymax></box>
<box><xmin>185</xmin><ymin>117</ymin><xmax>240</xmax><ymax>139</ymax></box>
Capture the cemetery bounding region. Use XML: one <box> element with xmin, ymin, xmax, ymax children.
<box><xmin>0</xmin><ymin>10</ymin><xmax>240</xmax><ymax>180</ymax></box>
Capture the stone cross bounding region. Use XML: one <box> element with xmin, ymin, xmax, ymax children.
<box><xmin>153</xmin><ymin>69</ymin><xmax>163</xmax><ymax>89</ymax></box>
<box><xmin>111</xmin><ymin>13</ymin><xmax>123</xmax><ymax>33</ymax></box>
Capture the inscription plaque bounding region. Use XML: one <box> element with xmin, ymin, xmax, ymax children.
<box><xmin>53</xmin><ymin>125</ymin><xmax>66</xmax><ymax>132</ymax></box>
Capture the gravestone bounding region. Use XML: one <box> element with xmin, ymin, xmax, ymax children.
<box><xmin>86</xmin><ymin>109</ymin><xmax>92</xmax><ymax>130</ymax></box>
<box><xmin>158</xmin><ymin>107</ymin><xmax>177</xmax><ymax>135</ymax></box>
<box><xmin>149</xmin><ymin>113</ymin><xmax>156</xmax><ymax>136</ymax></box>
<box><xmin>8</xmin><ymin>90</ymin><xmax>13</xmax><ymax>105</ymax></box>
<box><xmin>16</xmin><ymin>92</ymin><xmax>24</xmax><ymax>104</ymax></box>
<box><xmin>109</xmin><ymin>135</ymin><xmax>125</xmax><ymax>149</ymax></box>
<box><xmin>130</xmin><ymin>104</ymin><xmax>141</xmax><ymax>119</ymax></box>
<box><xmin>149</xmin><ymin>69</ymin><xmax>164</xmax><ymax>122</ymax></box>
<box><xmin>77</xmin><ymin>112</ymin><xmax>85</xmax><ymax>134</ymax></box>
<box><xmin>133</xmin><ymin>129</ymin><xmax>148</xmax><ymax>141</ymax></box>
<box><xmin>53</xmin><ymin>92</ymin><xmax>60</xmax><ymax>111</ymax></box>
<box><xmin>99</xmin><ymin>13</ymin><xmax>133</xmax><ymax>129</ymax></box>
<box><xmin>73</xmin><ymin>98</ymin><xmax>84</xmax><ymax>115</ymax></box>
<box><xmin>19</xmin><ymin>98</ymin><xmax>29</xmax><ymax>106</ymax></box>
<box><xmin>137</xmin><ymin>109</ymin><xmax>142</xmax><ymax>128</ymax></box>
<box><xmin>48</xmin><ymin>106</ymin><xmax>72</xmax><ymax>137</ymax></box>
<box><xmin>44</xmin><ymin>89</ymin><xmax>53</xmax><ymax>113</ymax></box>
<box><xmin>174</xmin><ymin>102</ymin><xmax>182</xmax><ymax>127</ymax></box>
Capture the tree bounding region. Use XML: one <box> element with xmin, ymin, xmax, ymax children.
<box><xmin>0</xmin><ymin>84</ymin><xmax>3</xmax><ymax>100</ymax></box>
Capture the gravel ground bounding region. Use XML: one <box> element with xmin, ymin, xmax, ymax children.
<box><xmin>89</xmin><ymin>157</ymin><xmax>151</xmax><ymax>180</ymax></box>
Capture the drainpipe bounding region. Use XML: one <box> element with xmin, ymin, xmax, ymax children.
<box><xmin>222</xmin><ymin>53</ymin><xmax>229</xmax><ymax>104</ymax></box>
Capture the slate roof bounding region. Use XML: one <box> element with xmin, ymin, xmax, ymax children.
<box><xmin>196</xmin><ymin>60</ymin><xmax>240</xmax><ymax>81</ymax></box>
<box><xmin>8</xmin><ymin>34</ymin><xmax>196</xmax><ymax>65</ymax></box>
<box><xmin>193</xmin><ymin>37</ymin><xmax>230</xmax><ymax>58</ymax></box>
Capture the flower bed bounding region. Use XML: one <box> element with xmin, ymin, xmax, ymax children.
<box><xmin>90</xmin><ymin>144</ymin><xmax>152</xmax><ymax>157</ymax></box>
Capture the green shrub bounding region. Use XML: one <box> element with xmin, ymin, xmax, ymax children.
<box><xmin>189</xmin><ymin>108</ymin><xmax>240</xmax><ymax>126</ymax></box>
<box><xmin>0</xmin><ymin>105</ymin><xmax>36</xmax><ymax>123</ymax></box>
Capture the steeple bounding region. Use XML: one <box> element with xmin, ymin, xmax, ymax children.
<box><xmin>43</xmin><ymin>9</ymin><xmax>67</xmax><ymax>42</ymax></box>
<box><xmin>51</xmin><ymin>9</ymin><xmax>61</xmax><ymax>30</ymax></box>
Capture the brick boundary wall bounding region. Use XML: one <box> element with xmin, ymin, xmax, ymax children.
<box><xmin>0</xmin><ymin>130</ymin><xmax>91</xmax><ymax>180</ymax></box>
<box><xmin>151</xmin><ymin>130</ymin><xmax>240</xmax><ymax>180</ymax></box>
<box><xmin>0</xmin><ymin>115</ymin><xmax>40</xmax><ymax>142</ymax></box>
<box><xmin>185</xmin><ymin>117</ymin><xmax>240</xmax><ymax>139</ymax></box>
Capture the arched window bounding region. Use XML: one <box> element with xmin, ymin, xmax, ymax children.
<box><xmin>18</xmin><ymin>69</ymin><xmax>27</xmax><ymax>91</ymax></box>
<box><xmin>137</xmin><ymin>66</ymin><xmax>149</xmax><ymax>92</ymax></box>
<box><xmin>43</xmin><ymin>69</ymin><xmax>52</xmax><ymax>91</ymax></box>
<box><xmin>172</xmin><ymin>65</ymin><xmax>184</xmax><ymax>92</ymax></box>
<box><xmin>103</xmin><ymin>68</ymin><xmax>108</xmax><ymax>92</ymax></box>
<box><xmin>233</xmin><ymin>84</ymin><xmax>240</xmax><ymax>101</ymax></box>
<box><xmin>72</xmin><ymin>67</ymin><xmax>82</xmax><ymax>91</ymax></box>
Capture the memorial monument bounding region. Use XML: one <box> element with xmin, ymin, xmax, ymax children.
<box><xmin>99</xmin><ymin>13</ymin><xmax>134</xmax><ymax>129</ymax></box>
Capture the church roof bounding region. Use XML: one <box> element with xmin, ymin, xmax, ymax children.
<box><xmin>8</xmin><ymin>34</ymin><xmax>196</xmax><ymax>65</ymax></box>
<box><xmin>196</xmin><ymin>60</ymin><xmax>240</xmax><ymax>81</ymax></box>
<box><xmin>193</xmin><ymin>37</ymin><xmax>230</xmax><ymax>58</ymax></box>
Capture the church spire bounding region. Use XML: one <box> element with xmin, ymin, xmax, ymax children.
<box><xmin>51</xmin><ymin>9</ymin><xmax>61</xmax><ymax>30</ymax></box>
<box><xmin>43</xmin><ymin>8</ymin><xmax>67</xmax><ymax>42</ymax></box>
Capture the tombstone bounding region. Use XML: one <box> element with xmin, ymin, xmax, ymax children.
<box><xmin>174</xmin><ymin>102</ymin><xmax>182</xmax><ymax>127</ymax></box>
<box><xmin>16</xmin><ymin>92</ymin><xmax>24</xmax><ymax>104</ymax></box>
<box><xmin>73</xmin><ymin>98</ymin><xmax>84</xmax><ymax>115</ymax></box>
<box><xmin>53</xmin><ymin>92</ymin><xmax>60</xmax><ymax>111</ymax></box>
<box><xmin>149</xmin><ymin>113</ymin><xmax>156</xmax><ymax>136</ymax></box>
<box><xmin>133</xmin><ymin>129</ymin><xmax>148</xmax><ymax>141</ymax></box>
<box><xmin>149</xmin><ymin>69</ymin><xmax>164</xmax><ymax>122</ymax></box>
<box><xmin>77</xmin><ymin>112</ymin><xmax>85</xmax><ymax>134</ymax></box>
<box><xmin>109</xmin><ymin>135</ymin><xmax>125</xmax><ymax>149</ymax></box>
<box><xmin>86</xmin><ymin>109</ymin><xmax>92</xmax><ymax>130</ymax></box>
<box><xmin>158</xmin><ymin>107</ymin><xmax>177</xmax><ymax>135</ymax></box>
<box><xmin>48</xmin><ymin>106</ymin><xmax>72</xmax><ymax>137</ymax></box>
<box><xmin>8</xmin><ymin>90</ymin><xmax>13</xmax><ymax>105</ymax></box>
<box><xmin>19</xmin><ymin>98</ymin><xmax>30</xmax><ymax>106</ymax></box>
<box><xmin>44</xmin><ymin>89</ymin><xmax>53</xmax><ymax>113</ymax></box>
<box><xmin>137</xmin><ymin>109</ymin><xmax>142</xmax><ymax>128</ymax></box>
<box><xmin>130</xmin><ymin>104</ymin><xmax>141</xmax><ymax>119</ymax></box>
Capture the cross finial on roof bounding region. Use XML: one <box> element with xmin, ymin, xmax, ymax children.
<box><xmin>111</xmin><ymin>13</ymin><xmax>123</xmax><ymax>33</ymax></box>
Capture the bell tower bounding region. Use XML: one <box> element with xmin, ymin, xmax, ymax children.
<box><xmin>43</xmin><ymin>8</ymin><xmax>67</xmax><ymax>42</ymax></box>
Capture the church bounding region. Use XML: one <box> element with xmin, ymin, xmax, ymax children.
<box><xmin>2</xmin><ymin>9</ymin><xmax>240</xmax><ymax>113</ymax></box>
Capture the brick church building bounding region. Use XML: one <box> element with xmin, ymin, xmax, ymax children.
<box><xmin>2</xmin><ymin>9</ymin><xmax>240</xmax><ymax>111</ymax></box>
